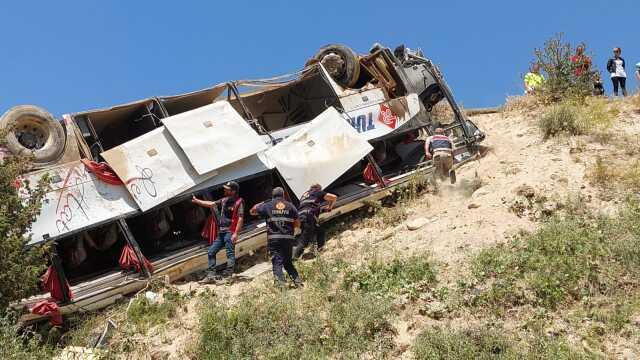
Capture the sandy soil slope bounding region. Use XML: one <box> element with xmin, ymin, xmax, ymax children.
<box><xmin>97</xmin><ymin>100</ymin><xmax>640</xmax><ymax>359</ymax></box>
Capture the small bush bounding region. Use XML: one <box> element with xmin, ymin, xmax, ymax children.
<box><xmin>343</xmin><ymin>256</ymin><xmax>437</xmax><ymax>298</ymax></box>
<box><xmin>127</xmin><ymin>289</ymin><xmax>185</xmax><ymax>332</ymax></box>
<box><xmin>0</xmin><ymin>129</ymin><xmax>50</xmax><ymax>309</ymax></box>
<box><xmin>0</xmin><ymin>312</ymin><xmax>54</xmax><ymax>359</ymax></box>
<box><xmin>538</xmin><ymin>103</ymin><xmax>583</xmax><ymax>139</ymax></box>
<box><xmin>539</xmin><ymin>97</ymin><xmax>618</xmax><ymax>140</ymax></box>
<box><xmin>533</xmin><ymin>34</ymin><xmax>596</xmax><ymax>104</ymax></box>
<box><xmin>412</xmin><ymin>328</ymin><xmax>592</xmax><ymax>360</ymax></box>
<box><xmin>587</xmin><ymin>156</ymin><xmax>618</xmax><ymax>188</ymax></box>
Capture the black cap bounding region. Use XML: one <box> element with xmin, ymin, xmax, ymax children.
<box><xmin>223</xmin><ymin>181</ymin><xmax>239</xmax><ymax>192</ymax></box>
<box><xmin>272</xmin><ymin>187</ymin><xmax>284</xmax><ymax>198</ymax></box>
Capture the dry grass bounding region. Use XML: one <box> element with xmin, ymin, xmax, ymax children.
<box><xmin>431</xmin><ymin>100</ymin><xmax>455</xmax><ymax>123</ymax></box>
<box><xmin>587</xmin><ymin>155</ymin><xmax>640</xmax><ymax>194</ymax></box>
<box><xmin>538</xmin><ymin>97</ymin><xmax>619</xmax><ymax>140</ymax></box>
<box><xmin>502</xmin><ymin>95</ymin><xmax>542</xmax><ymax>115</ymax></box>
<box><xmin>630</xmin><ymin>94</ymin><xmax>640</xmax><ymax>111</ymax></box>
<box><xmin>587</xmin><ymin>156</ymin><xmax>618</xmax><ymax>188</ymax></box>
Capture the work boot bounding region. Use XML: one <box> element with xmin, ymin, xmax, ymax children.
<box><xmin>200</xmin><ymin>271</ymin><xmax>222</xmax><ymax>284</ymax></box>
<box><xmin>449</xmin><ymin>169</ymin><xmax>457</xmax><ymax>184</ymax></box>
<box><xmin>221</xmin><ymin>268</ymin><xmax>233</xmax><ymax>278</ymax></box>
<box><xmin>292</xmin><ymin>277</ymin><xmax>304</xmax><ymax>288</ymax></box>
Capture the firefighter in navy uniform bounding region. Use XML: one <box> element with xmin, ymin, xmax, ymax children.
<box><xmin>250</xmin><ymin>187</ymin><xmax>303</xmax><ymax>287</ymax></box>
<box><xmin>292</xmin><ymin>184</ymin><xmax>337</xmax><ymax>259</ymax></box>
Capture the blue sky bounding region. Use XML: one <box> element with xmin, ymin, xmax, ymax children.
<box><xmin>1</xmin><ymin>1</ymin><xmax>638</xmax><ymax>116</ymax></box>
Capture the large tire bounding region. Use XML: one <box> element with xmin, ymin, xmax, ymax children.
<box><xmin>314</xmin><ymin>44</ymin><xmax>360</xmax><ymax>88</ymax></box>
<box><xmin>0</xmin><ymin>105</ymin><xmax>65</xmax><ymax>165</ymax></box>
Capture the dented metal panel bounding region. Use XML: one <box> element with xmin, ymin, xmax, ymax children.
<box><xmin>264</xmin><ymin>107</ymin><xmax>373</xmax><ymax>198</ymax></box>
<box><xmin>101</xmin><ymin>127</ymin><xmax>217</xmax><ymax>212</ymax></box>
<box><xmin>162</xmin><ymin>101</ymin><xmax>267</xmax><ymax>175</ymax></box>
<box><xmin>24</xmin><ymin>161</ymin><xmax>138</xmax><ymax>244</ymax></box>
<box><xmin>343</xmin><ymin>93</ymin><xmax>420</xmax><ymax>141</ymax></box>
<box><xmin>339</xmin><ymin>88</ymin><xmax>387</xmax><ymax>113</ymax></box>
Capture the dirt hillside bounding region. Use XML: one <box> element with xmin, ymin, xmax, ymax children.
<box><xmin>60</xmin><ymin>97</ymin><xmax>640</xmax><ymax>359</ymax></box>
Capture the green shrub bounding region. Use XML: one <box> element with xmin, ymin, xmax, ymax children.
<box><xmin>127</xmin><ymin>289</ymin><xmax>185</xmax><ymax>332</ymax></box>
<box><xmin>197</xmin><ymin>255</ymin><xmax>436</xmax><ymax>359</ymax></box>
<box><xmin>197</xmin><ymin>288</ymin><xmax>394</xmax><ymax>359</ymax></box>
<box><xmin>0</xmin><ymin>313</ymin><xmax>54</xmax><ymax>359</ymax></box>
<box><xmin>538</xmin><ymin>103</ymin><xmax>583</xmax><ymax>139</ymax></box>
<box><xmin>533</xmin><ymin>34</ymin><xmax>596</xmax><ymax>104</ymax></box>
<box><xmin>343</xmin><ymin>256</ymin><xmax>437</xmax><ymax>298</ymax></box>
<box><xmin>412</xmin><ymin>328</ymin><xmax>594</xmax><ymax>360</ymax></box>
<box><xmin>0</xmin><ymin>131</ymin><xmax>50</xmax><ymax>309</ymax></box>
<box><xmin>471</xmin><ymin>202</ymin><xmax>640</xmax><ymax>310</ymax></box>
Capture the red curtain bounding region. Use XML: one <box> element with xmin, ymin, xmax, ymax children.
<box><xmin>119</xmin><ymin>244</ymin><xmax>154</xmax><ymax>274</ymax></box>
<box><xmin>40</xmin><ymin>265</ymin><xmax>73</xmax><ymax>302</ymax></box>
<box><xmin>30</xmin><ymin>300</ymin><xmax>63</xmax><ymax>326</ymax></box>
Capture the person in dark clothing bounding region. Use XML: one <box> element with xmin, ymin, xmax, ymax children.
<box><xmin>293</xmin><ymin>184</ymin><xmax>337</xmax><ymax>259</ymax></box>
<box><xmin>593</xmin><ymin>72</ymin><xmax>605</xmax><ymax>96</ymax></box>
<box><xmin>607</xmin><ymin>48</ymin><xmax>627</xmax><ymax>97</ymax></box>
<box><xmin>192</xmin><ymin>181</ymin><xmax>244</xmax><ymax>282</ymax></box>
<box><xmin>250</xmin><ymin>187</ymin><xmax>303</xmax><ymax>287</ymax></box>
<box><xmin>394</xmin><ymin>131</ymin><xmax>425</xmax><ymax>167</ymax></box>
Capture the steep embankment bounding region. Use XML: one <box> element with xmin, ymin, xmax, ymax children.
<box><xmin>58</xmin><ymin>97</ymin><xmax>640</xmax><ymax>359</ymax></box>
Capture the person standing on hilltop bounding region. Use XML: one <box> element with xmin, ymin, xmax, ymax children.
<box><xmin>524</xmin><ymin>63</ymin><xmax>545</xmax><ymax>94</ymax></box>
<box><xmin>635</xmin><ymin>63</ymin><xmax>640</xmax><ymax>82</ymax></box>
<box><xmin>607</xmin><ymin>47</ymin><xmax>627</xmax><ymax>97</ymax></box>
<box><xmin>571</xmin><ymin>45</ymin><xmax>592</xmax><ymax>77</ymax></box>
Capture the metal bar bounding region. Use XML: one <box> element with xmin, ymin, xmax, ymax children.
<box><xmin>366</xmin><ymin>153</ymin><xmax>387</xmax><ymax>188</ymax></box>
<box><xmin>117</xmin><ymin>219</ymin><xmax>151</xmax><ymax>278</ymax></box>
<box><xmin>50</xmin><ymin>245</ymin><xmax>71</xmax><ymax>304</ymax></box>
<box><xmin>153</xmin><ymin>97</ymin><xmax>170</xmax><ymax>118</ymax></box>
<box><xmin>408</xmin><ymin>54</ymin><xmax>472</xmax><ymax>141</ymax></box>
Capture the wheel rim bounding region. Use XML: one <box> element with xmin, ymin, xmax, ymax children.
<box><xmin>320</xmin><ymin>52</ymin><xmax>346</xmax><ymax>78</ymax></box>
<box><xmin>15</xmin><ymin>116</ymin><xmax>48</xmax><ymax>150</ymax></box>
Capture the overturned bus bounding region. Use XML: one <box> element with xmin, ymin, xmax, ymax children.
<box><xmin>2</xmin><ymin>43</ymin><xmax>485</xmax><ymax>322</ymax></box>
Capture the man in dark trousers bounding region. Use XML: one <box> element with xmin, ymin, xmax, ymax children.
<box><xmin>250</xmin><ymin>187</ymin><xmax>303</xmax><ymax>287</ymax></box>
<box><xmin>293</xmin><ymin>184</ymin><xmax>337</xmax><ymax>259</ymax></box>
<box><xmin>192</xmin><ymin>181</ymin><xmax>244</xmax><ymax>282</ymax></box>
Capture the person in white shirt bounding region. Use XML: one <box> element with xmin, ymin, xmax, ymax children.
<box><xmin>606</xmin><ymin>47</ymin><xmax>627</xmax><ymax>96</ymax></box>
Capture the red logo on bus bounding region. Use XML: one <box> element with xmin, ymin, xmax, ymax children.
<box><xmin>378</xmin><ymin>103</ymin><xmax>397</xmax><ymax>129</ymax></box>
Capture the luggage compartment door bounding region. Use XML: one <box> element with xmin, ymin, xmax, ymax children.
<box><xmin>264</xmin><ymin>107</ymin><xmax>373</xmax><ymax>199</ymax></box>
<box><xmin>162</xmin><ymin>101</ymin><xmax>268</xmax><ymax>175</ymax></box>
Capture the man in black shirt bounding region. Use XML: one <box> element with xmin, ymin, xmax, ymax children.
<box><xmin>192</xmin><ymin>181</ymin><xmax>244</xmax><ymax>282</ymax></box>
<box><xmin>293</xmin><ymin>184</ymin><xmax>337</xmax><ymax>259</ymax></box>
<box><xmin>251</xmin><ymin>187</ymin><xmax>302</xmax><ymax>287</ymax></box>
